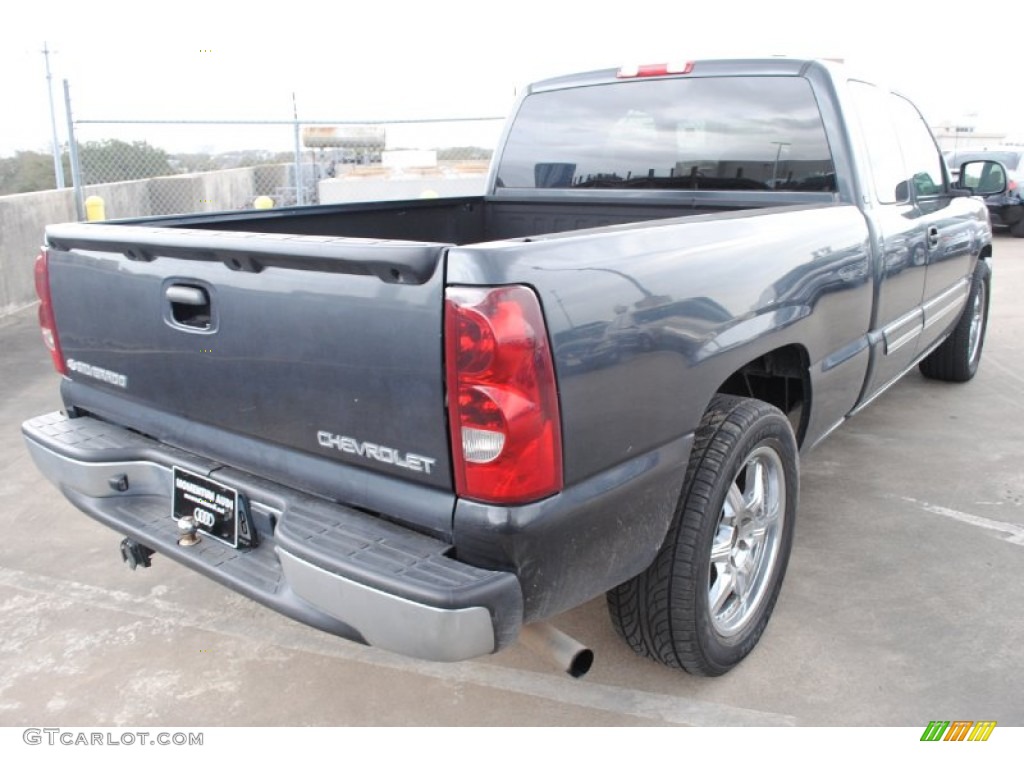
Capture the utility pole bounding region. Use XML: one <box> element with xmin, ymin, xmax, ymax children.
<box><xmin>42</xmin><ymin>42</ymin><xmax>65</xmax><ymax>189</ymax></box>
<box><xmin>64</xmin><ymin>79</ymin><xmax>84</xmax><ymax>220</ymax></box>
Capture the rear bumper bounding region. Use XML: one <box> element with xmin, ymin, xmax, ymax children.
<box><xmin>22</xmin><ymin>412</ymin><xmax>523</xmax><ymax>662</ymax></box>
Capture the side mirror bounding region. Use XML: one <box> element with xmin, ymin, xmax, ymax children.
<box><xmin>956</xmin><ymin>160</ymin><xmax>1008</xmax><ymax>196</ymax></box>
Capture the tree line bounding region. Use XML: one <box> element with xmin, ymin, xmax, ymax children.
<box><xmin>0</xmin><ymin>140</ymin><xmax>170</xmax><ymax>194</ymax></box>
<box><xmin>0</xmin><ymin>140</ymin><xmax>291</xmax><ymax>195</ymax></box>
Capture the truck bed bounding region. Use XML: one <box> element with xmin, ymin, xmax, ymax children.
<box><xmin>125</xmin><ymin>192</ymin><xmax>837</xmax><ymax>245</ymax></box>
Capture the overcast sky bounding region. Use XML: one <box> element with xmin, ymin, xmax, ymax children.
<box><xmin>2</xmin><ymin>0</ymin><xmax>1021</xmax><ymax>156</ymax></box>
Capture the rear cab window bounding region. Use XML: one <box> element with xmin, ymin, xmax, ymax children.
<box><xmin>496</xmin><ymin>76</ymin><xmax>836</xmax><ymax>193</ymax></box>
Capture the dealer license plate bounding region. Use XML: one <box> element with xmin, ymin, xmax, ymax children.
<box><xmin>172</xmin><ymin>467</ymin><xmax>240</xmax><ymax>548</ymax></box>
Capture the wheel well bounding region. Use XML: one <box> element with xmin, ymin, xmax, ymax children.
<box><xmin>716</xmin><ymin>345</ymin><xmax>810</xmax><ymax>445</ymax></box>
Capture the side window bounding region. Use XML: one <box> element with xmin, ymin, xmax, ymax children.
<box><xmin>889</xmin><ymin>94</ymin><xmax>945</xmax><ymax>198</ymax></box>
<box><xmin>847</xmin><ymin>81</ymin><xmax>908</xmax><ymax>204</ymax></box>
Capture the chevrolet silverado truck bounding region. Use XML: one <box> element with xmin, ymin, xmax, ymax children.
<box><xmin>22</xmin><ymin>59</ymin><xmax>1004</xmax><ymax>677</ymax></box>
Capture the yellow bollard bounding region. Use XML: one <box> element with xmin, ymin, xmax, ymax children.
<box><xmin>253</xmin><ymin>196</ymin><xmax>274</xmax><ymax>210</ymax></box>
<box><xmin>84</xmin><ymin>195</ymin><xmax>106</xmax><ymax>221</ymax></box>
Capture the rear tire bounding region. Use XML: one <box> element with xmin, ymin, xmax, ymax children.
<box><xmin>607</xmin><ymin>394</ymin><xmax>798</xmax><ymax>676</ymax></box>
<box><xmin>918</xmin><ymin>260</ymin><xmax>990</xmax><ymax>382</ymax></box>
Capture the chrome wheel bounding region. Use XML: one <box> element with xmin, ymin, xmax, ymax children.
<box><xmin>708</xmin><ymin>445</ymin><xmax>786</xmax><ymax>637</ymax></box>
<box><xmin>918</xmin><ymin>260</ymin><xmax>990</xmax><ymax>383</ymax></box>
<box><xmin>967</xmin><ymin>281</ymin><xmax>986</xmax><ymax>368</ymax></box>
<box><xmin>607</xmin><ymin>394</ymin><xmax>797</xmax><ymax>676</ymax></box>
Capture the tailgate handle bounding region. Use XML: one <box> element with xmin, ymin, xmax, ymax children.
<box><xmin>166</xmin><ymin>285</ymin><xmax>208</xmax><ymax>306</ymax></box>
<box><xmin>166</xmin><ymin>284</ymin><xmax>212</xmax><ymax>330</ymax></box>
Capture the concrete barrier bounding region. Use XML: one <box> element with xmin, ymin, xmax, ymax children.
<box><xmin>0</xmin><ymin>188</ymin><xmax>76</xmax><ymax>317</ymax></box>
<box><xmin>0</xmin><ymin>165</ymin><xmax>291</xmax><ymax>318</ymax></box>
<box><xmin>0</xmin><ymin>163</ymin><xmax>475</xmax><ymax>317</ymax></box>
<box><xmin>85</xmin><ymin>178</ymin><xmax>153</xmax><ymax>219</ymax></box>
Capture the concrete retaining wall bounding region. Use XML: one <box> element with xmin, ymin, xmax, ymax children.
<box><xmin>86</xmin><ymin>178</ymin><xmax>154</xmax><ymax>219</ymax></box>
<box><xmin>0</xmin><ymin>165</ymin><xmax>291</xmax><ymax>317</ymax></box>
<box><xmin>0</xmin><ymin>188</ymin><xmax>77</xmax><ymax>317</ymax></box>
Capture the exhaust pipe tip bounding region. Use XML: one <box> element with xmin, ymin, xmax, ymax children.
<box><xmin>518</xmin><ymin>622</ymin><xmax>594</xmax><ymax>678</ymax></box>
<box><xmin>567</xmin><ymin>646</ymin><xmax>595</xmax><ymax>679</ymax></box>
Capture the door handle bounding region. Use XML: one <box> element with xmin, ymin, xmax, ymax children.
<box><xmin>166</xmin><ymin>284</ymin><xmax>212</xmax><ymax>329</ymax></box>
<box><xmin>165</xmin><ymin>285</ymin><xmax>208</xmax><ymax>306</ymax></box>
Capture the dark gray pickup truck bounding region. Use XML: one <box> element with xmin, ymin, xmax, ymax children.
<box><xmin>23</xmin><ymin>58</ymin><xmax>1004</xmax><ymax>677</ymax></box>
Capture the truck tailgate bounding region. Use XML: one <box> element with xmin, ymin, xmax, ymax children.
<box><xmin>45</xmin><ymin>224</ymin><xmax>454</xmax><ymax>521</ymax></box>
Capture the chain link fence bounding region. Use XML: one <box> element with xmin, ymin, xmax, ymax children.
<box><xmin>68</xmin><ymin>117</ymin><xmax>504</xmax><ymax>220</ymax></box>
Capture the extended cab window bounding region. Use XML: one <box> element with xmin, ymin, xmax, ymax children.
<box><xmin>496</xmin><ymin>76</ymin><xmax>835</xmax><ymax>192</ymax></box>
<box><xmin>889</xmin><ymin>94</ymin><xmax>946</xmax><ymax>198</ymax></box>
<box><xmin>847</xmin><ymin>80</ymin><xmax>910</xmax><ymax>204</ymax></box>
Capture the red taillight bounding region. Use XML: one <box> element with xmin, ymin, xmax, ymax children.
<box><xmin>1009</xmin><ymin>179</ymin><xmax>1018</xmax><ymax>193</ymax></box>
<box><xmin>617</xmin><ymin>61</ymin><xmax>694</xmax><ymax>78</ymax></box>
<box><xmin>34</xmin><ymin>247</ymin><xmax>66</xmax><ymax>375</ymax></box>
<box><xmin>445</xmin><ymin>285</ymin><xmax>563</xmax><ymax>505</ymax></box>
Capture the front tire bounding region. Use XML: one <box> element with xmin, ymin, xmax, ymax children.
<box><xmin>918</xmin><ymin>259</ymin><xmax>990</xmax><ymax>382</ymax></box>
<box><xmin>607</xmin><ymin>394</ymin><xmax>798</xmax><ymax>676</ymax></box>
